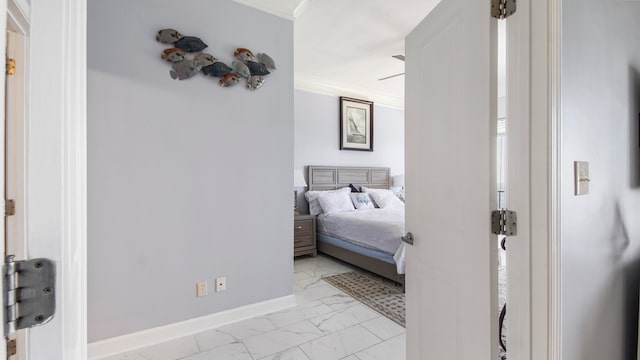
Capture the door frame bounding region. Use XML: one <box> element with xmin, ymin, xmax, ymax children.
<box><xmin>529</xmin><ymin>0</ymin><xmax>561</xmax><ymax>358</ymax></box>
<box><xmin>0</xmin><ymin>0</ymin><xmax>87</xmax><ymax>359</ymax></box>
<box><xmin>6</xmin><ymin>8</ymin><xmax>30</xmax><ymax>359</ymax></box>
<box><xmin>504</xmin><ymin>0</ymin><xmax>532</xmax><ymax>357</ymax></box>
<box><xmin>547</xmin><ymin>0</ymin><xmax>562</xmax><ymax>358</ymax></box>
<box><xmin>29</xmin><ymin>1</ymin><xmax>87</xmax><ymax>358</ymax></box>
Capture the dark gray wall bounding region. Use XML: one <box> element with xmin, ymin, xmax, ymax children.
<box><xmin>294</xmin><ymin>90</ymin><xmax>405</xmax><ymax>213</ymax></box>
<box><xmin>562</xmin><ymin>0</ymin><xmax>640</xmax><ymax>359</ymax></box>
<box><xmin>88</xmin><ymin>0</ymin><xmax>294</xmax><ymax>342</ymax></box>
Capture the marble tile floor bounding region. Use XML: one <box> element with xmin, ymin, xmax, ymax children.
<box><xmin>104</xmin><ymin>254</ymin><xmax>406</xmax><ymax>360</ymax></box>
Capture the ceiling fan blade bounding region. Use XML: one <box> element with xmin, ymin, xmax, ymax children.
<box><xmin>378</xmin><ymin>72</ymin><xmax>405</xmax><ymax>81</ymax></box>
<box><xmin>378</xmin><ymin>55</ymin><xmax>406</xmax><ymax>80</ymax></box>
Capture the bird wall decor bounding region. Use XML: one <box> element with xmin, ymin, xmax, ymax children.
<box><xmin>155</xmin><ymin>28</ymin><xmax>276</xmax><ymax>91</ymax></box>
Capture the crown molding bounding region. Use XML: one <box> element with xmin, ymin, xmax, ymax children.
<box><xmin>233</xmin><ymin>0</ymin><xmax>293</xmax><ymax>20</ymax></box>
<box><xmin>233</xmin><ymin>0</ymin><xmax>312</xmax><ymax>20</ymax></box>
<box><xmin>233</xmin><ymin>0</ymin><xmax>313</xmax><ymax>20</ymax></box>
<box><xmin>295</xmin><ymin>74</ymin><xmax>404</xmax><ymax>110</ymax></box>
<box><xmin>293</xmin><ymin>0</ymin><xmax>313</xmax><ymax>19</ymax></box>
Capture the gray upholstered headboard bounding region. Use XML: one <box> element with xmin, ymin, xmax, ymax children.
<box><xmin>307</xmin><ymin>166</ymin><xmax>391</xmax><ymax>191</ymax></box>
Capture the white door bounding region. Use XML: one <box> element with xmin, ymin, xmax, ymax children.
<box><xmin>404</xmin><ymin>0</ymin><xmax>499</xmax><ymax>359</ymax></box>
<box><xmin>0</xmin><ymin>1</ymin><xmax>87</xmax><ymax>359</ymax></box>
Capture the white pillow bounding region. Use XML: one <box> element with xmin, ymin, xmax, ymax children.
<box><xmin>350</xmin><ymin>193</ymin><xmax>375</xmax><ymax>210</ymax></box>
<box><xmin>363</xmin><ymin>187</ymin><xmax>404</xmax><ymax>208</ymax></box>
<box><xmin>317</xmin><ymin>188</ymin><xmax>355</xmax><ymax>215</ymax></box>
<box><xmin>304</xmin><ymin>187</ymin><xmax>350</xmax><ymax>215</ymax></box>
<box><xmin>304</xmin><ymin>191</ymin><xmax>323</xmax><ymax>215</ymax></box>
<box><xmin>362</xmin><ymin>186</ymin><xmax>392</xmax><ymax>194</ymax></box>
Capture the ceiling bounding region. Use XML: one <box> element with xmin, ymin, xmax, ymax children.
<box><xmin>234</xmin><ymin>0</ymin><xmax>440</xmax><ymax>108</ymax></box>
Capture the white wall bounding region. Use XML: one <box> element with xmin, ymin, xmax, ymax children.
<box><xmin>561</xmin><ymin>0</ymin><xmax>640</xmax><ymax>359</ymax></box>
<box><xmin>294</xmin><ymin>90</ymin><xmax>404</xmax><ymax>211</ymax></box>
<box><xmin>88</xmin><ymin>0</ymin><xmax>293</xmax><ymax>342</ymax></box>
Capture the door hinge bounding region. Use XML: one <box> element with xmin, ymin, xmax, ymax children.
<box><xmin>5</xmin><ymin>58</ymin><xmax>15</xmax><ymax>76</ymax></box>
<box><xmin>491</xmin><ymin>0</ymin><xmax>516</xmax><ymax>19</ymax></box>
<box><xmin>491</xmin><ymin>209</ymin><xmax>517</xmax><ymax>236</ymax></box>
<box><xmin>7</xmin><ymin>338</ymin><xmax>16</xmax><ymax>356</ymax></box>
<box><xmin>4</xmin><ymin>200</ymin><xmax>15</xmax><ymax>217</ymax></box>
<box><xmin>4</xmin><ymin>255</ymin><xmax>56</xmax><ymax>335</ymax></box>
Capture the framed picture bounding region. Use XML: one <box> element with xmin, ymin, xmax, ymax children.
<box><xmin>340</xmin><ymin>97</ymin><xmax>373</xmax><ymax>151</ymax></box>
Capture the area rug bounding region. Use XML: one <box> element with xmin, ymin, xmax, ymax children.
<box><xmin>322</xmin><ymin>271</ymin><xmax>405</xmax><ymax>327</ymax></box>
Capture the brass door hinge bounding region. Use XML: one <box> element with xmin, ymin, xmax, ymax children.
<box><xmin>7</xmin><ymin>338</ymin><xmax>16</xmax><ymax>356</ymax></box>
<box><xmin>4</xmin><ymin>200</ymin><xmax>14</xmax><ymax>216</ymax></box>
<box><xmin>5</xmin><ymin>58</ymin><xmax>15</xmax><ymax>76</ymax></box>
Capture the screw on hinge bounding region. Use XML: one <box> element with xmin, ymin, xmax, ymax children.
<box><xmin>7</xmin><ymin>338</ymin><xmax>17</xmax><ymax>356</ymax></box>
<box><xmin>6</xmin><ymin>58</ymin><xmax>15</xmax><ymax>75</ymax></box>
<box><xmin>5</xmin><ymin>199</ymin><xmax>15</xmax><ymax>216</ymax></box>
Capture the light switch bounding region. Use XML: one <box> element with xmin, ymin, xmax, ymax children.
<box><xmin>574</xmin><ymin>161</ymin><xmax>590</xmax><ymax>195</ymax></box>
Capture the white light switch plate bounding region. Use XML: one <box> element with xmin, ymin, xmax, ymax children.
<box><xmin>574</xmin><ymin>161</ymin><xmax>590</xmax><ymax>195</ymax></box>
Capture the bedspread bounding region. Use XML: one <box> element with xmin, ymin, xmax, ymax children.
<box><xmin>317</xmin><ymin>205</ymin><xmax>405</xmax><ymax>262</ymax></box>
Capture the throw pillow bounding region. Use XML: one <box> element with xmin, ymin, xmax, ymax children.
<box><xmin>350</xmin><ymin>193</ymin><xmax>375</xmax><ymax>210</ymax></box>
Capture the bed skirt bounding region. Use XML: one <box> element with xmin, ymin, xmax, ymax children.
<box><xmin>317</xmin><ymin>233</ymin><xmax>405</xmax><ymax>285</ymax></box>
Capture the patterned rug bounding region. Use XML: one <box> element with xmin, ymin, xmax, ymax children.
<box><xmin>322</xmin><ymin>271</ymin><xmax>405</xmax><ymax>327</ymax></box>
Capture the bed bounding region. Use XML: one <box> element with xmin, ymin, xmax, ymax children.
<box><xmin>306</xmin><ymin>165</ymin><xmax>405</xmax><ymax>285</ymax></box>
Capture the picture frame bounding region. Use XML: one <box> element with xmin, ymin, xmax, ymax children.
<box><xmin>340</xmin><ymin>96</ymin><xmax>374</xmax><ymax>151</ymax></box>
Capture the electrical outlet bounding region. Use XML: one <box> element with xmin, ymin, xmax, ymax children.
<box><xmin>196</xmin><ymin>282</ymin><xmax>207</xmax><ymax>297</ymax></box>
<box><xmin>216</xmin><ymin>277</ymin><xmax>226</xmax><ymax>292</ymax></box>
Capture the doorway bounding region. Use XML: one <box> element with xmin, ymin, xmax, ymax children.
<box><xmin>402</xmin><ymin>0</ymin><xmax>551</xmax><ymax>358</ymax></box>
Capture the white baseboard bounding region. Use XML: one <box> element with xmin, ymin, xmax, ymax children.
<box><xmin>88</xmin><ymin>295</ymin><xmax>297</xmax><ymax>359</ymax></box>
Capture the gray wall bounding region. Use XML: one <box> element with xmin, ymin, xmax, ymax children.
<box><xmin>294</xmin><ymin>90</ymin><xmax>404</xmax><ymax>212</ymax></box>
<box><xmin>88</xmin><ymin>0</ymin><xmax>294</xmax><ymax>342</ymax></box>
<box><xmin>561</xmin><ymin>0</ymin><xmax>640</xmax><ymax>359</ymax></box>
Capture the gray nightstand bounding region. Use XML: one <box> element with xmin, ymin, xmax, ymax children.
<box><xmin>294</xmin><ymin>214</ymin><xmax>316</xmax><ymax>257</ymax></box>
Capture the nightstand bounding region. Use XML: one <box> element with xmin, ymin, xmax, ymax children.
<box><xmin>294</xmin><ymin>214</ymin><xmax>316</xmax><ymax>257</ymax></box>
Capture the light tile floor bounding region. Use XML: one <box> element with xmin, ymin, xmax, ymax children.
<box><xmin>105</xmin><ymin>254</ymin><xmax>406</xmax><ymax>360</ymax></box>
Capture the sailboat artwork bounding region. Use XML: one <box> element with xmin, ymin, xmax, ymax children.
<box><xmin>340</xmin><ymin>97</ymin><xmax>374</xmax><ymax>151</ymax></box>
<box><xmin>346</xmin><ymin>107</ymin><xmax>367</xmax><ymax>144</ymax></box>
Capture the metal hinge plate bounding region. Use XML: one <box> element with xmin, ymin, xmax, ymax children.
<box><xmin>491</xmin><ymin>0</ymin><xmax>516</xmax><ymax>19</ymax></box>
<box><xmin>5</xmin><ymin>200</ymin><xmax>15</xmax><ymax>216</ymax></box>
<box><xmin>4</xmin><ymin>256</ymin><xmax>56</xmax><ymax>335</ymax></box>
<box><xmin>491</xmin><ymin>209</ymin><xmax>517</xmax><ymax>236</ymax></box>
<box><xmin>7</xmin><ymin>338</ymin><xmax>16</xmax><ymax>356</ymax></box>
<box><xmin>5</xmin><ymin>58</ymin><xmax>15</xmax><ymax>76</ymax></box>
